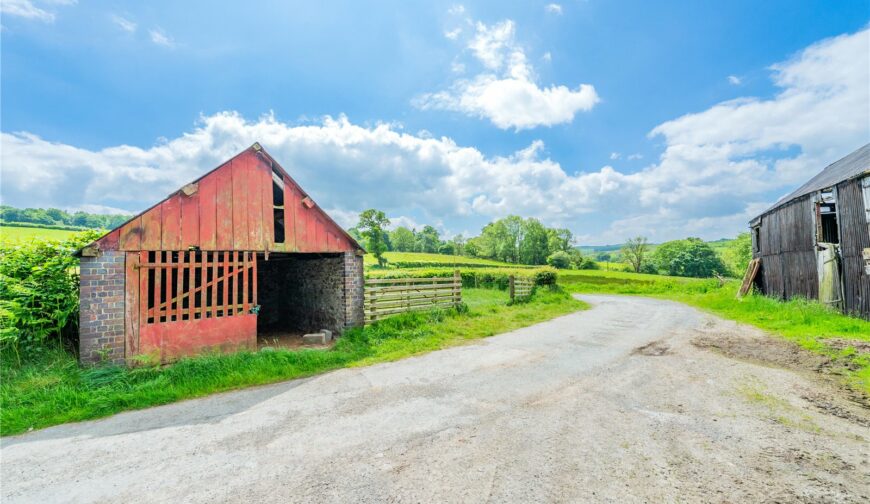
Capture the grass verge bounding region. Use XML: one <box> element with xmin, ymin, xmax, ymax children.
<box><xmin>559</xmin><ymin>270</ymin><xmax>870</xmax><ymax>394</ymax></box>
<box><xmin>0</xmin><ymin>287</ymin><xmax>585</xmax><ymax>436</ymax></box>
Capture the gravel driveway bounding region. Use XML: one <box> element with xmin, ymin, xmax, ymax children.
<box><xmin>2</xmin><ymin>295</ymin><xmax>868</xmax><ymax>503</ymax></box>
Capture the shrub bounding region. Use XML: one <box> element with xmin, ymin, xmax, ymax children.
<box><xmin>0</xmin><ymin>230</ymin><xmax>101</xmax><ymax>359</ymax></box>
<box><xmin>546</xmin><ymin>251</ymin><xmax>571</xmax><ymax>269</ymax></box>
<box><xmin>365</xmin><ymin>267</ymin><xmax>558</xmax><ymax>290</ymax></box>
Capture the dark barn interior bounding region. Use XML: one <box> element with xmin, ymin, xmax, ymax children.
<box><xmin>256</xmin><ymin>253</ymin><xmax>345</xmax><ymax>347</ymax></box>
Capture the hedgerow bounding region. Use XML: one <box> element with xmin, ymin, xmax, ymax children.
<box><xmin>365</xmin><ymin>266</ymin><xmax>558</xmax><ymax>290</ymax></box>
<box><xmin>0</xmin><ymin>230</ymin><xmax>101</xmax><ymax>361</ymax></box>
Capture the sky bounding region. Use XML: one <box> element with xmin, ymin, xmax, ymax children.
<box><xmin>1</xmin><ymin>0</ymin><xmax>868</xmax><ymax>245</ymax></box>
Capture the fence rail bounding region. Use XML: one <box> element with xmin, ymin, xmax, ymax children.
<box><xmin>364</xmin><ymin>270</ymin><xmax>462</xmax><ymax>324</ymax></box>
<box><xmin>509</xmin><ymin>275</ymin><xmax>534</xmax><ymax>302</ymax></box>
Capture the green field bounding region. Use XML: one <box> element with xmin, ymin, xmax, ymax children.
<box><xmin>364</xmin><ymin>251</ymin><xmax>536</xmax><ymax>268</ymax></box>
<box><xmin>0</xmin><ymin>226</ymin><xmax>82</xmax><ymax>243</ymax></box>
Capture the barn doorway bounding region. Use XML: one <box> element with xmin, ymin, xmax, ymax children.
<box><xmin>256</xmin><ymin>252</ymin><xmax>345</xmax><ymax>349</ymax></box>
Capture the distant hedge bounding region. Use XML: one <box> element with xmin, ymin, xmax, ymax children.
<box><xmin>383</xmin><ymin>260</ymin><xmax>537</xmax><ymax>270</ymax></box>
<box><xmin>365</xmin><ymin>267</ymin><xmax>558</xmax><ymax>290</ymax></box>
<box><xmin>0</xmin><ymin>221</ymin><xmax>93</xmax><ymax>232</ymax></box>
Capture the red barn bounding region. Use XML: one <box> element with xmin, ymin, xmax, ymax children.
<box><xmin>77</xmin><ymin>143</ymin><xmax>365</xmax><ymax>364</ymax></box>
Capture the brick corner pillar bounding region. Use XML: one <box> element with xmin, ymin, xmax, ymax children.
<box><xmin>79</xmin><ymin>251</ymin><xmax>126</xmax><ymax>365</ymax></box>
<box><xmin>342</xmin><ymin>251</ymin><xmax>364</xmax><ymax>329</ymax></box>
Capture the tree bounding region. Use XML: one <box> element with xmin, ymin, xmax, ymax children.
<box><xmin>416</xmin><ymin>225</ymin><xmax>441</xmax><ymax>253</ymax></box>
<box><xmin>547</xmin><ymin>228</ymin><xmax>573</xmax><ymax>254</ymax></box>
<box><xmin>653</xmin><ymin>238</ymin><xmax>726</xmax><ymax>278</ymax></box>
<box><xmin>357</xmin><ymin>209</ymin><xmax>390</xmax><ymax>267</ymax></box>
<box><xmin>389</xmin><ymin>226</ymin><xmax>416</xmax><ymax>252</ymax></box>
<box><xmin>546</xmin><ymin>251</ymin><xmax>571</xmax><ymax>269</ymax></box>
<box><xmin>722</xmin><ymin>233</ymin><xmax>752</xmax><ymax>277</ymax></box>
<box><xmin>519</xmin><ymin>218</ymin><xmax>549</xmax><ymax>265</ymax></box>
<box><xmin>621</xmin><ymin>236</ymin><xmax>650</xmax><ymax>273</ymax></box>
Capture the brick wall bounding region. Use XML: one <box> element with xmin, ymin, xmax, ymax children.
<box><xmin>343</xmin><ymin>252</ymin><xmax>364</xmax><ymax>329</ymax></box>
<box><xmin>79</xmin><ymin>251</ymin><xmax>126</xmax><ymax>364</ymax></box>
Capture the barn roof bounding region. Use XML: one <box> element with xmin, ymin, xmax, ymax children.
<box><xmin>76</xmin><ymin>143</ymin><xmax>364</xmax><ymax>255</ymax></box>
<box><xmin>752</xmin><ymin>142</ymin><xmax>870</xmax><ymax>223</ymax></box>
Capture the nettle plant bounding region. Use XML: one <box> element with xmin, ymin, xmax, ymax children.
<box><xmin>0</xmin><ymin>230</ymin><xmax>102</xmax><ymax>360</ymax></box>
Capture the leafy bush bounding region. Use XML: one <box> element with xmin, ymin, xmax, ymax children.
<box><xmin>0</xmin><ymin>230</ymin><xmax>101</xmax><ymax>358</ymax></box>
<box><xmin>652</xmin><ymin>238</ymin><xmax>725</xmax><ymax>278</ymax></box>
<box><xmin>546</xmin><ymin>251</ymin><xmax>571</xmax><ymax>269</ymax></box>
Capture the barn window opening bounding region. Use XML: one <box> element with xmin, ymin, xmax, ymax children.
<box><xmin>816</xmin><ymin>190</ymin><xmax>839</xmax><ymax>244</ymax></box>
<box><xmin>753</xmin><ymin>226</ymin><xmax>761</xmax><ymax>253</ymax></box>
<box><xmin>272</xmin><ymin>169</ymin><xmax>285</xmax><ymax>243</ymax></box>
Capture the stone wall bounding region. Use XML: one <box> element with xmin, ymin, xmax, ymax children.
<box><xmin>257</xmin><ymin>254</ymin><xmax>346</xmax><ymax>335</ymax></box>
<box><xmin>79</xmin><ymin>251</ymin><xmax>126</xmax><ymax>364</ymax></box>
<box><xmin>343</xmin><ymin>252</ymin><xmax>364</xmax><ymax>329</ymax></box>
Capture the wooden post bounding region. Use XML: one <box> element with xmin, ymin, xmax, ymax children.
<box><xmin>453</xmin><ymin>270</ymin><xmax>461</xmax><ymax>307</ymax></box>
<box><xmin>509</xmin><ymin>275</ymin><xmax>515</xmax><ymax>302</ymax></box>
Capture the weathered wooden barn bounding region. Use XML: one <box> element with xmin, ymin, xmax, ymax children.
<box><xmin>77</xmin><ymin>143</ymin><xmax>365</xmax><ymax>364</ymax></box>
<box><xmin>750</xmin><ymin>143</ymin><xmax>870</xmax><ymax>319</ymax></box>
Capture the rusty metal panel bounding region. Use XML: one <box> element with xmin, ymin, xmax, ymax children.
<box><xmin>180</xmin><ymin>191</ymin><xmax>200</xmax><ymax>249</ymax></box>
<box><xmin>141</xmin><ymin>205</ymin><xmax>162</xmax><ymax>250</ymax></box>
<box><xmin>231</xmin><ymin>158</ymin><xmax>250</xmax><ymax>250</ymax></box>
<box><xmin>215</xmin><ymin>163</ymin><xmax>234</xmax><ymax>250</ymax></box>
<box><xmin>119</xmin><ymin>219</ymin><xmax>141</xmax><ymax>251</ymax></box>
<box><xmin>198</xmin><ymin>174</ymin><xmax>217</xmax><ymax>250</ymax></box>
<box><xmin>161</xmin><ymin>198</ymin><xmax>182</xmax><ymax>250</ymax></box>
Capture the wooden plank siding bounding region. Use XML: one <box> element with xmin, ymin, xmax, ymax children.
<box><xmin>96</xmin><ymin>147</ymin><xmax>360</xmax><ymax>254</ymax></box>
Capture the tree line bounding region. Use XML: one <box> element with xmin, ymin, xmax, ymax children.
<box><xmin>0</xmin><ymin>205</ymin><xmax>131</xmax><ymax>230</ymax></box>
<box><xmin>352</xmin><ymin>210</ymin><xmax>594</xmax><ymax>269</ymax></box>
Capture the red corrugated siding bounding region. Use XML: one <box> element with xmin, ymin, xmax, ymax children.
<box><xmin>101</xmin><ymin>148</ymin><xmax>359</xmax><ymax>253</ymax></box>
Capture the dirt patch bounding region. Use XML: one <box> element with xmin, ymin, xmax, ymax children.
<box><xmin>823</xmin><ymin>338</ymin><xmax>870</xmax><ymax>355</ymax></box>
<box><xmin>801</xmin><ymin>391</ymin><xmax>870</xmax><ymax>428</ymax></box>
<box><xmin>257</xmin><ymin>331</ymin><xmax>334</xmax><ymax>350</ymax></box>
<box><xmin>692</xmin><ymin>333</ymin><xmax>831</xmax><ymax>372</ymax></box>
<box><xmin>632</xmin><ymin>340</ymin><xmax>671</xmax><ymax>356</ymax></box>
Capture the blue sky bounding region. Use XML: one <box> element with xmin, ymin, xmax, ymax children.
<box><xmin>1</xmin><ymin>0</ymin><xmax>868</xmax><ymax>244</ymax></box>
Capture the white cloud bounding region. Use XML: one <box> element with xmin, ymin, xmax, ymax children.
<box><xmin>111</xmin><ymin>14</ymin><xmax>136</xmax><ymax>33</ymax></box>
<box><xmin>542</xmin><ymin>51</ymin><xmax>552</xmax><ymax>62</ymax></box>
<box><xmin>545</xmin><ymin>3</ymin><xmax>563</xmax><ymax>14</ymax></box>
<box><xmin>447</xmin><ymin>4</ymin><xmax>465</xmax><ymax>15</ymax></box>
<box><xmin>0</xmin><ymin>0</ymin><xmax>73</xmax><ymax>22</ymax></box>
<box><xmin>627</xmin><ymin>153</ymin><xmax>643</xmax><ymax>160</ymax></box>
<box><xmin>1</xmin><ymin>29</ymin><xmax>866</xmax><ymax>244</ymax></box>
<box><xmin>444</xmin><ymin>28</ymin><xmax>462</xmax><ymax>40</ymax></box>
<box><xmin>415</xmin><ymin>19</ymin><xmax>599</xmax><ymax>130</ymax></box>
<box><xmin>149</xmin><ymin>28</ymin><xmax>174</xmax><ymax>47</ymax></box>
<box><xmin>727</xmin><ymin>75</ymin><xmax>742</xmax><ymax>85</ymax></box>
<box><xmin>450</xmin><ymin>61</ymin><xmax>465</xmax><ymax>73</ymax></box>
<box><xmin>609</xmin><ymin>152</ymin><xmax>621</xmax><ymax>160</ymax></box>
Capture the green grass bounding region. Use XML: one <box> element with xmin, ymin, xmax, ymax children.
<box><xmin>0</xmin><ymin>287</ymin><xmax>585</xmax><ymax>436</ymax></box>
<box><xmin>0</xmin><ymin>226</ymin><xmax>81</xmax><ymax>243</ymax></box>
<box><xmin>559</xmin><ymin>270</ymin><xmax>870</xmax><ymax>394</ymax></box>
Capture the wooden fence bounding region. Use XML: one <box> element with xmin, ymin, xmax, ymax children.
<box><xmin>509</xmin><ymin>275</ymin><xmax>534</xmax><ymax>302</ymax></box>
<box><xmin>364</xmin><ymin>270</ymin><xmax>462</xmax><ymax>324</ymax></box>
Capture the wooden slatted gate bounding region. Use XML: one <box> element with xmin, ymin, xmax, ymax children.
<box><xmin>125</xmin><ymin>251</ymin><xmax>258</xmax><ymax>362</ymax></box>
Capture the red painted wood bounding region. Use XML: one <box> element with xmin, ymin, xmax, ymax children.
<box><xmin>139</xmin><ymin>314</ymin><xmax>256</xmax><ymax>363</ymax></box>
<box><xmin>215</xmin><ymin>162</ymin><xmax>234</xmax><ymax>249</ymax></box>
<box><xmin>154</xmin><ymin>251</ymin><xmax>163</xmax><ymax>322</ymax></box>
<box><xmin>211</xmin><ymin>252</ymin><xmax>218</xmax><ymax>318</ymax></box>
<box><xmin>262</xmin><ymin>164</ymin><xmax>274</xmax><ymax>249</ymax></box>
<box><xmin>161</xmin><ymin>198</ymin><xmax>182</xmax><ymax>250</ymax></box>
<box><xmin>222</xmin><ymin>251</ymin><xmax>230</xmax><ymax>317</ymax></box>
<box><xmin>252</xmin><ymin>253</ymin><xmax>258</xmax><ymax>306</ymax></box>
<box><xmin>141</xmin><ymin>206</ymin><xmax>162</xmax><ymax>250</ymax></box>
<box><xmin>139</xmin><ymin>252</ymin><xmax>149</xmax><ymax>327</ymax></box>
<box><xmin>231</xmin><ymin>158</ymin><xmax>249</xmax><ymax>250</ymax></box>
<box><xmin>198</xmin><ymin>175</ymin><xmax>217</xmax><ymax>250</ymax></box>
<box><xmin>93</xmin><ymin>146</ymin><xmax>363</xmax><ymax>254</ymax></box>
<box><xmin>164</xmin><ymin>254</ymin><xmax>173</xmax><ymax>322</ymax></box>
<box><xmin>283</xmin><ymin>180</ymin><xmax>298</xmax><ymax>250</ymax></box>
<box><xmin>176</xmin><ymin>251</ymin><xmax>185</xmax><ymax>321</ymax></box>
<box><xmin>246</xmin><ymin>158</ymin><xmax>264</xmax><ymax>250</ymax></box>
<box><xmin>242</xmin><ymin>252</ymin><xmax>249</xmax><ymax>313</ymax></box>
<box><xmin>228</xmin><ymin>251</ymin><xmax>236</xmax><ymax>316</ymax></box>
<box><xmin>180</xmin><ymin>192</ymin><xmax>200</xmax><ymax>249</ymax></box>
<box><xmin>125</xmin><ymin>252</ymin><xmax>139</xmax><ymax>359</ymax></box>
<box><xmin>119</xmin><ymin>218</ymin><xmax>142</xmax><ymax>251</ymax></box>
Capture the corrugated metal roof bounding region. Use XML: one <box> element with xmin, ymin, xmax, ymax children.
<box><xmin>754</xmin><ymin>143</ymin><xmax>870</xmax><ymax>221</ymax></box>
